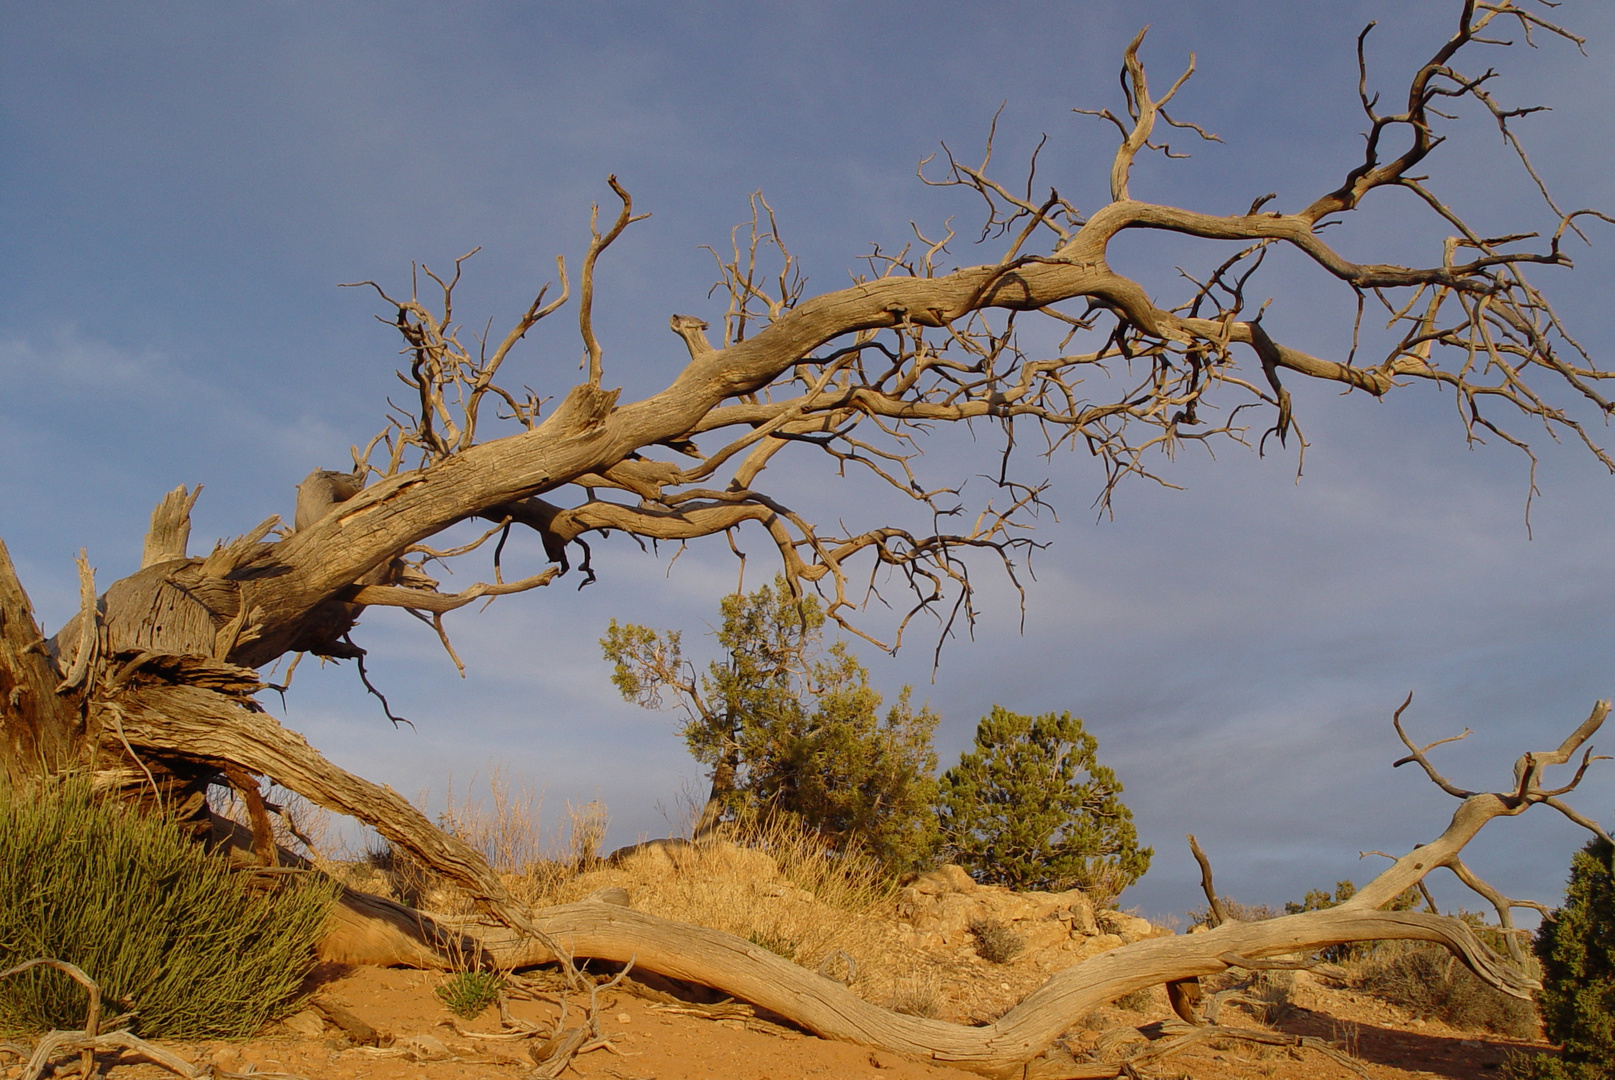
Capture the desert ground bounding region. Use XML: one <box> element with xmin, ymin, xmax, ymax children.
<box><xmin>1</xmin><ymin>841</ymin><xmax>1555</xmax><ymax>1080</ymax></box>
<box><xmin>30</xmin><ymin>960</ymin><xmax>1538</xmax><ymax>1080</ymax></box>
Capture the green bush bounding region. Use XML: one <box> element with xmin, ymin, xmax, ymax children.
<box><xmin>0</xmin><ymin>777</ymin><xmax>337</xmax><ymax>1038</ymax></box>
<box><xmin>937</xmin><ymin>707</ymin><xmax>1150</xmax><ymax>895</ymax></box>
<box><xmin>1509</xmin><ymin>837</ymin><xmax>1615</xmax><ymax>1080</ymax></box>
<box><xmin>435</xmin><ymin>969</ymin><xmax>504</xmax><ymax>1019</ymax></box>
<box><xmin>1500</xmin><ymin>1050</ymin><xmax>1577</xmax><ymax>1080</ymax></box>
<box><xmin>603</xmin><ymin>577</ymin><xmax>941</xmax><ymax>873</ymax></box>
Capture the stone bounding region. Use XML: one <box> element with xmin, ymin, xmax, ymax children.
<box><xmin>1073</xmin><ymin>933</ymin><xmax>1125</xmax><ymax>959</ymax></box>
<box><xmin>1095</xmin><ymin>909</ymin><xmax>1156</xmax><ymax>942</ymax></box>
<box><xmin>282</xmin><ymin>1009</ymin><xmax>327</xmax><ymax>1037</ymax></box>
<box><xmin>402</xmin><ymin>1034</ymin><xmax>451</xmax><ymax>1061</ymax></box>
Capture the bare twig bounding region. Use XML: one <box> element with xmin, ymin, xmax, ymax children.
<box><xmin>1187</xmin><ymin>834</ymin><xmax>1230</xmax><ymax>927</ymax></box>
<box><xmin>0</xmin><ymin>960</ymin><xmax>311</xmax><ymax>1080</ymax></box>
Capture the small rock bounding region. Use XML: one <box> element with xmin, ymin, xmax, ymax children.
<box><xmin>402</xmin><ymin>1033</ymin><xmax>452</xmax><ymax>1061</ymax></box>
<box><xmin>584</xmin><ymin>885</ymin><xmax>631</xmax><ymax>907</ymax></box>
<box><xmin>615</xmin><ymin>1012</ymin><xmax>632</xmax><ymax>1024</ymax></box>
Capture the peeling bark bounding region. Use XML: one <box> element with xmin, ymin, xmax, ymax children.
<box><xmin>0</xmin><ymin>539</ymin><xmax>82</xmax><ymax>787</ymax></box>
<box><xmin>106</xmin><ymin>677</ymin><xmax>535</xmax><ymax>931</ymax></box>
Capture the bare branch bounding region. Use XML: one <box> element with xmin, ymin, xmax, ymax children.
<box><xmin>54</xmin><ymin>551</ymin><xmax>98</xmax><ymax>693</ymax></box>
<box><xmin>579</xmin><ymin>176</ymin><xmax>647</xmax><ymax>386</ymax></box>
<box><xmin>1186</xmin><ymin>834</ymin><xmax>1230</xmax><ymax>927</ymax></box>
<box><xmin>1352</xmin><ymin>697</ymin><xmax>1611</xmax><ymax>911</ymax></box>
<box><xmin>1390</xmin><ymin>693</ymin><xmax>1476</xmax><ymax>797</ymax></box>
<box><xmin>345</xmin><ymin>567</ymin><xmax>560</xmax><ymax>614</ymax></box>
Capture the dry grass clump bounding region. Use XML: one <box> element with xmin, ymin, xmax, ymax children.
<box><xmin>540</xmin><ymin>812</ymin><xmax>918</xmax><ymax>999</ymax></box>
<box><xmin>1355</xmin><ymin>941</ymin><xmax>1539</xmax><ymax>1039</ymax></box>
<box><xmin>1185</xmin><ymin>897</ymin><xmax>1281</xmax><ymax>929</ymax></box>
<box><xmin>888</xmin><ymin>966</ymin><xmax>943</xmax><ymax>1018</ymax></box>
<box><xmin>342</xmin><ymin>772</ymin><xmax>607</xmax><ymax>912</ymax></box>
<box><xmin>1245</xmin><ymin>969</ymin><xmax>1296</xmax><ymax>1025</ymax></box>
<box><xmin>968</xmin><ymin>917</ymin><xmax>1026</xmax><ymax>964</ymax></box>
<box><xmin>1112</xmin><ymin>986</ymin><xmax>1156</xmax><ymax>1014</ymax></box>
<box><xmin>361</xmin><ymin>842</ymin><xmax>439</xmax><ymax>909</ymax></box>
<box><xmin>345</xmin><ymin>779</ymin><xmax>926</xmax><ymax>1006</ymax></box>
<box><xmin>438</xmin><ymin>770</ymin><xmax>552</xmax><ymax>879</ymax></box>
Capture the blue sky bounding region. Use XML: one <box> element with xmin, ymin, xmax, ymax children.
<box><xmin>4</xmin><ymin>1</ymin><xmax>1614</xmax><ymax>925</ymax></box>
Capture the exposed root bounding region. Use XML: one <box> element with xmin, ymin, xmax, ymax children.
<box><xmin>0</xmin><ymin>959</ymin><xmax>311</xmax><ymax>1080</ymax></box>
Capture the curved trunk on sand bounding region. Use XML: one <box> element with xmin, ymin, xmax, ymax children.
<box><xmin>307</xmin><ymin>699</ymin><xmax>1602</xmax><ymax>1078</ymax></box>
<box><xmin>313</xmin><ymin>886</ymin><xmax>1530</xmax><ymax>1079</ymax></box>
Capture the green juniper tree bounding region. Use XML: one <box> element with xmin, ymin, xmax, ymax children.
<box><xmin>938</xmin><ymin>707</ymin><xmax>1150</xmax><ymax>896</ymax></box>
<box><xmin>1508</xmin><ymin>837</ymin><xmax>1615</xmax><ymax>1080</ymax></box>
<box><xmin>602</xmin><ymin>577</ymin><xmax>940</xmax><ymax>872</ymax></box>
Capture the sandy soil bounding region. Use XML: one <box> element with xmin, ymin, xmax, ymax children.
<box><xmin>0</xmin><ymin>855</ymin><xmax>1556</xmax><ymax>1079</ymax></box>
<box><xmin>4</xmin><ymin>959</ymin><xmax>1553</xmax><ymax>1080</ymax></box>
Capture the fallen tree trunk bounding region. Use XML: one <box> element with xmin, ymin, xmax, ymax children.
<box><xmin>110</xmin><ymin>679</ymin><xmax>534</xmax><ymax>931</ymax></box>
<box><xmin>306</xmin><ymin>700</ymin><xmax>1603</xmax><ymax>1079</ymax></box>
<box><xmin>75</xmin><ymin>619</ymin><xmax>1606</xmax><ymax>1078</ymax></box>
<box><xmin>317</xmin><ymin>894</ymin><xmax>1528</xmax><ymax>1079</ymax></box>
<box><xmin>35</xmin><ymin>589</ymin><xmax>1606</xmax><ymax>1078</ymax></box>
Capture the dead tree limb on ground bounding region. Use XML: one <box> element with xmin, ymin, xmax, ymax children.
<box><xmin>315</xmin><ymin>701</ymin><xmax>1607</xmax><ymax>1079</ymax></box>
<box><xmin>0</xmin><ymin>4</ymin><xmax>1609</xmax><ymax>1075</ymax></box>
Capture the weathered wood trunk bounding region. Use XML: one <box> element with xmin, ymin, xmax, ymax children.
<box><xmin>0</xmin><ymin>538</ymin><xmax>85</xmax><ymax>788</ymax></box>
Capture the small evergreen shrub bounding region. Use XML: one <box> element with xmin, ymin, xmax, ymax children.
<box><xmin>0</xmin><ymin>778</ymin><xmax>337</xmax><ymax>1038</ymax></box>
<box><xmin>938</xmin><ymin>708</ymin><xmax>1151</xmax><ymax>894</ymax></box>
<box><xmin>435</xmin><ymin>970</ymin><xmax>504</xmax><ymax>1019</ymax></box>
<box><xmin>1506</xmin><ymin>837</ymin><xmax>1615</xmax><ymax>1080</ymax></box>
<box><xmin>1500</xmin><ymin>1050</ymin><xmax>1574</xmax><ymax>1080</ymax></box>
<box><xmin>603</xmin><ymin>578</ymin><xmax>942</xmax><ymax>873</ymax></box>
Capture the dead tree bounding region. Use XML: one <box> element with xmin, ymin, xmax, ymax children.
<box><xmin>0</xmin><ymin>2</ymin><xmax>1610</xmax><ymax>1075</ymax></box>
